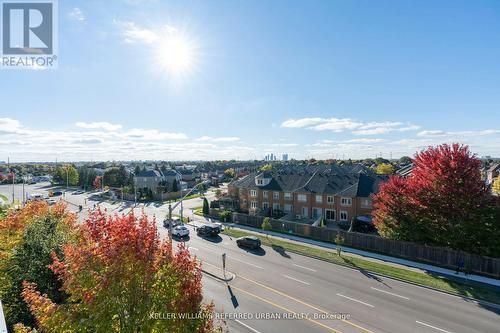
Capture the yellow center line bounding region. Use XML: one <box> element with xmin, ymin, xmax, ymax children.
<box><xmin>238</xmin><ymin>275</ymin><xmax>375</xmax><ymax>333</ymax></box>
<box><xmin>232</xmin><ymin>285</ymin><xmax>344</xmax><ymax>333</ymax></box>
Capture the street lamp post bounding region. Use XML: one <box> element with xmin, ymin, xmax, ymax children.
<box><xmin>166</xmin><ymin>180</ymin><xmax>209</xmax><ymax>240</ymax></box>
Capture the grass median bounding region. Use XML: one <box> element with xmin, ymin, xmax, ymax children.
<box><xmin>222</xmin><ymin>228</ymin><xmax>500</xmax><ymax>305</ymax></box>
<box><xmin>0</xmin><ymin>194</ymin><xmax>8</xmax><ymax>202</ymax></box>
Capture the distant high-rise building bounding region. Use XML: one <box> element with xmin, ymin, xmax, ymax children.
<box><xmin>282</xmin><ymin>154</ymin><xmax>288</xmax><ymax>161</ymax></box>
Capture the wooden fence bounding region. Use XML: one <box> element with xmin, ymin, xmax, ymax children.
<box><xmin>231</xmin><ymin>212</ymin><xmax>500</xmax><ymax>278</ymax></box>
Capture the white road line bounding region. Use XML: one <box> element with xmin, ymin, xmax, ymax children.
<box><xmin>230</xmin><ymin>256</ymin><xmax>264</xmax><ymax>269</ymax></box>
<box><xmin>370</xmin><ymin>287</ymin><xmax>409</xmax><ymax>300</ymax></box>
<box><xmin>188</xmin><ymin>246</ymin><xmax>199</xmax><ymax>251</ymax></box>
<box><xmin>283</xmin><ymin>274</ymin><xmax>311</xmax><ymax>286</ymax></box>
<box><xmin>416</xmin><ymin>320</ymin><xmax>453</xmax><ymax>333</ymax></box>
<box><xmin>234</xmin><ymin>319</ymin><xmax>262</xmax><ymax>333</ymax></box>
<box><xmin>293</xmin><ymin>263</ymin><xmax>317</xmax><ymax>272</ymax></box>
<box><xmin>336</xmin><ymin>293</ymin><xmax>374</xmax><ymax>308</ymax></box>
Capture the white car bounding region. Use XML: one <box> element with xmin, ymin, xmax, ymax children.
<box><xmin>172</xmin><ymin>225</ymin><xmax>190</xmax><ymax>238</ymax></box>
<box><xmin>46</xmin><ymin>198</ymin><xmax>57</xmax><ymax>205</ymax></box>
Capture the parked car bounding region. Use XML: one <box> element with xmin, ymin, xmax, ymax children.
<box><xmin>73</xmin><ymin>190</ymin><xmax>84</xmax><ymax>195</ymax></box>
<box><xmin>236</xmin><ymin>236</ymin><xmax>261</xmax><ymax>249</ymax></box>
<box><xmin>196</xmin><ymin>224</ymin><xmax>220</xmax><ymax>237</ymax></box>
<box><xmin>163</xmin><ymin>217</ymin><xmax>181</xmax><ymax>228</ymax></box>
<box><xmin>51</xmin><ymin>191</ymin><xmax>63</xmax><ymax>197</ymax></box>
<box><xmin>172</xmin><ymin>225</ymin><xmax>190</xmax><ymax>238</ymax></box>
<box><xmin>212</xmin><ymin>222</ymin><xmax>224</xmax><ymax>232</ymax></box>
<box><xmin>46</xmin><ymin>198</ymin><xmax>57</xmax><ymax>205</ymax></box>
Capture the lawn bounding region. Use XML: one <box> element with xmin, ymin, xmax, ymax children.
<box><xmin>223</xmin><ymin>228</ymin><xmax>500</xmax><ymax>305</ymax></box>
<box><xmin>0</xmin><ymin>194</ymin><xmax>8</xmax><ymax>202</ymax></box>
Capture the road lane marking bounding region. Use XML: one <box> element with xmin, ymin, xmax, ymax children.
<box><xmin>336</xmin><ymin>294</ymin><xmax>374</xmax><ymax>308</ymax></box>
<box><xmin>416</xmin><ymin>320</ymin><xmax>453</xmax><ymax>333</ymax></box>
<box><xmin>293</xmin><ymin>263</ymin><xmax>317</xmax><ymax>272</ymax></box>
<box><xmin>188</xmin><ymin>246</ymin><xmax>199</xmax><ymax>251</ymax></box>
<box><xmin>234</xmin><ymin>319</ymin><xmax>262</xmax><ymax>333</ymax></box>
<box><xmin>231</xmin><ymin>286</ymin><xmax>344</xmax><ymax>333</ymax></box>
<box><xmin>283</xmin><ymin>274</ymin><xmax>310</xmax><ymax>286</ymax></box>
<box><xmin>370</xmin><ymin>287</ymin><xmax>409</xmax><ymax>300</ymax></box>
<box><xmin>230</xmin><ymin>256</ymin><xmax>264</xmax><ymax>269</ymax></box>
<box><xmin>238</xmin><ymin>275</ymin><xmax>375</xmax><ymax>333</ymax></box>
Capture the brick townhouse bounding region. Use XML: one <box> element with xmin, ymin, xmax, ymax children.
<box><xmin>227</xmin><ymin>165</ymin><xmax>386</xmax><ymax>223</ymax></box>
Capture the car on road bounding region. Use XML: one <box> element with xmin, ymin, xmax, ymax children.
<box><xmin>163</xmin><ymin>217</ymin><xmax>181</xmax><ymax>228</ymax></box>
<box><xmin>213</xmin><ymin>222</ymin><xmax>224</xmax><ymax>232</ymax></box>
<box><xmin>236</xmin><ymin>236</ymin><xmax>261</xmax><ymax>249</ymax></box>
<box><xmin>46</xmin><ymin>198</ymin><xmax>57</xmax><ymax>205</ymax></box>
<box><xmin>73</xmin><ymin>190</ymin><xmax>84</xmax><ymax>195</ymax></box>
<box><xmin>51</xmin><ymin>191</ymin><xmax>63</xmax><ymax>197</ymax></box>
<box><xmin>172</xmin><ymin>225</ymin><xmax>190</xmax><ymax>238</ymax></box>
<box><xmin>196</xmin><ymin>224</ymin><xmax>220</xmax><ymax>237</ymax></box>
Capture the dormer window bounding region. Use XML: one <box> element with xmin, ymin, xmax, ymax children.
<box><xmin>257</xmin><ymin>179</ymin><xmax>263</xmax><ymax>185</ymax></box>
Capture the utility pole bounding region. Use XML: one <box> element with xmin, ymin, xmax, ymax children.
<box><xmin>22</xmin><ymin>176</ymin><xmax>25</xmax><ymax>207</ymax></box>
<box><xmin>8</xmin><ymin>157</ymin><xmax>15</xmax><ymax>204</ymax></box>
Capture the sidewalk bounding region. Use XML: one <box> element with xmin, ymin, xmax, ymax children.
<box><xmin>190</xmin><ymin>213</ymin><xmax>500</xmax><ymax>288</ymax></box>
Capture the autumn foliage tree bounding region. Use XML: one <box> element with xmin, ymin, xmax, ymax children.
<box><xmin>0</xmin><ymin>201</ymin><xmax>77</xmax><ymax>330</ymax></box>
<box><xmin>373</xmin><ymin>143</ymin><xmax>500</xmax><ymax>256</ymax></box>
<box><xmin>93</xmin><ymin>175</ymin><xmax>102</xmax><ymax>189</ymax></box>
<box><xmin>20</xmin><ymin>209</ymin><xmax>217</xmax><ymax>332</ymax></box>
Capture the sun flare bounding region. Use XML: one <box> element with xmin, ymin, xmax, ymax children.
<box><xmin>156</xmin><ymin>30</ymin><xmax>196</xmax><ymax>79</ymax></box>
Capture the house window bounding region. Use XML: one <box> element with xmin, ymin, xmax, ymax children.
<box><xmin>273</xmin><ymin>203</ymin><xmax>280</xmax><ymax>212</ymax></box>
<box><xmin>284</xmin><ymin>192</ymin><xmax>292</xmax><ymax>200</ymax></box>
<box><xmin>250</xmin><ymin>201</ymin><xmax>257</xmax><ymax>209</ymax></box>
<box><xmin>284</xmin><ymin>204</ymin><xmax>293</xmax><ymax>213</ymax></box>
<box><xmin>325</xmin><ymin>209</ymin><xmax>336</xmax><ymax>221</ymax></box>
<box><xmin>250</xmin><ymin>190</ymin><xmax>257</xmax><ymax>197</ymax></box>
<box><xmin>263</xmin><ymin>202</ymin><xmax>269</xmax><ymax>210</ymax></box>
<box><xmin>341</xmin><ymin>197</ymin><xmax>352</xmax><ymax>206</ymax></box>
<box><xmin>315</xmin><ymin>195</ymin><xmax>322</xmax><ymax>203</ymax></box>
<box><xmin>263</xmin><ymin>191</ymin><xmax>268</xmax><ymax>198</ymax></box>
<box><xmin>327</xmin><ymin>196</ymin><xmax>334</xmax><ymax>204</ymax></box>
<box><xmin>239</xmin><ymin>188</ymin><xmax>244</xmax><ymax>195</ymax></box>
<box><xmin>312</xmin><ymin>207</ymin><xmax>322</xmax><ymax>219</ymax></box>
<box><xmin>301</xmin><ymin>207</ymin><xmax>308</xmax><ymax>218</ymax></box>
<box><xmin>243</xmin><ymin>199</ymin><xmax>247</xmax><ymax>205</ymax></box>
<box><xmin>340</xmin><ymin>211</ymin><xmax>348</xmax><ymax>221</ymax></box>
<box><xmin>257</xmin><ymin>179</ymin><xmax>263</xmax><ymax>185</ymax></box>
<box><xmin>273</xmin><ymin>192</ymin><xmax>280</xmax><ymax>200</ymax></box>
<box><xmin>361</xmin><ymin>198</ymin><xmax>372</xmax><ymax>208</ymax></box>
<box><xmin>297</xmin><ymin>194</ymin><xmax>307</xmax><ymax>202</ymax></box>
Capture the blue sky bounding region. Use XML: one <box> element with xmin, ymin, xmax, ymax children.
<box><xmin>1</xmin><ymin>0</ymin><xmax>499</xmax><ymax>162</ymax></box>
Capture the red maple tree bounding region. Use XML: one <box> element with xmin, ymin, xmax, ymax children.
<box><xmin>373</xmin><ymin>143</ymin><xmax>500</xmax><ymax>255</ymax></box>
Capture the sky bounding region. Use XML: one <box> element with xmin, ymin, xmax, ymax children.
<box><xmin>1</xmin><ymin>0</ymin><xmax>499</xmax><ymax>162</ymax></box>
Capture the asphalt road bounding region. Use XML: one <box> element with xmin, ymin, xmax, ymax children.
<box><xmin>1</xmin><ymin>183</ymin><xmax>499</xmax><ymax>333</ymax></box>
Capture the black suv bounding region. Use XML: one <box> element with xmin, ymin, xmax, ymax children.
<box><xmin>236</xmin><ymin>236</ymin><xmax>261</xmax><ymax>249</ymax></box>
<box><xmin>196</xmin><ymin>225</ymin><xmax>220</xmax><ymax>237</ymax></box>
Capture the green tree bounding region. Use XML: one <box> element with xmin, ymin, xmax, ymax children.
<box><xmin>134</xmin><ymin>165</ymin><xmax>141</xmax><ymax>175</ymax></box>
<box><xmin>54</xmin><ymin>165</ymin><xmax>79</xmax><ymax>186</ymax></box>
<box><xmin>375</xmin><ymin>163</ymin><xmax>394</xmax><ymax>175</ymax></box>
<box><xmin>261</xmin><ymin>217</ymin><xmax>272</xmax><ymax>238</ymax></box>
<box><xmin>260</xmin><ymin>164</ymin><xmax>272</xmax><ymax>171</ymax></box>
<box><xmin>202</xmin><ymin>198</ymin><xmax>209</xmax><ymax>215</ymax></box>
<box><xmin>492</xmin><ymin>177</ymin><xmax>500</xmax><ymax>195</ymax></box>
<box><xmin>335</xmin><ymin>233</ymin><xmax>344</xmax><ymax>257</ymax></box>
<box><xmin>224</xmin><ymin>168</ymin><xmax>236</xmax><ymax>178</ymax></box>
<box><xmin>0</xmin><ymin>202</ymin><xmax>77</xmax><ymax>330</ymax></box>
<box><xmin>172</xmin><ymin>179</ymin><xmax>179</xmax><ymax>192</ymax></box>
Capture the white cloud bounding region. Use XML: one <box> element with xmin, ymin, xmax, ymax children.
<box><xmin>281</xmin><ymin>117</ymin><xmax>419</xmax><ymax>135</ymax></box>
<box><xmin>123</xmin><ymin>128</ymin><xmax>187</xmax><ymax>140</ymax></box>
<box><xmin>75</xmin><ymin>122</ymin><xmax>122</xmax><ymax>131</ymax></box>
<box><xmin>0</xmin><ymin>118</ymin><xmax>22</xmax><ymax>133</ymax></box>
<box><xmin>417</xmin><ymin>129</ymin><xmax>500</xmax><ymax>137</ymax></box>
<box><xmin>118</xmin><ymin>21</ymin><xmax>159</xmax><ymax>44</ymax></box>
<box><xmin>345</xmin><ymin>138</ymin><xmax>385</xmax><ymax>143</ymax></box>
<box><xmin>68</xmin><ymin>7</ymin><xmax>85</xmax><ymax>21</ymax></box>
<box><xmin>196</xmin><ymin>136</ymin><xmax>240</xmax><ymax>142</ymax></box>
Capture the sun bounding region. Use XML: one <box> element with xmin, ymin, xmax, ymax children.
<box><xmin>156</xmin><ymin>30</ymin><xmax>197</xmax><ymax>80</ymax></box>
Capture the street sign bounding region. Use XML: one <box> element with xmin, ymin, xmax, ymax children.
<box><xmin>222</xmin><ymin>253</ymin><xmax>226</xmax><ymax>271</ymax></box>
